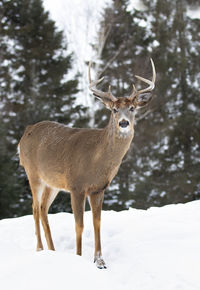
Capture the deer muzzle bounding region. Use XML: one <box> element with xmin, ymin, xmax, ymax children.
<box><xmin>119</xmin><ymin>119</ymin><xmax>130</xmax><ymax>128</ymax></box>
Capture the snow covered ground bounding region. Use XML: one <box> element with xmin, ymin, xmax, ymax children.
<box><xmin>1</xmin><ymin>201</ymin><xmax>200</xmax><ymax>290</ymax></box>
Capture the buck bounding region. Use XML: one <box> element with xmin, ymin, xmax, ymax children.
<box><xmin>18</xmin><ymin>59</ymin><xmax>156</xmax><ymax>269</ymax></box>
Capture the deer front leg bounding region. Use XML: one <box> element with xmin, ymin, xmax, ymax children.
<box><xmin>71</xmin><ymin>193</ymin><xmax>86</xmax><ymax>256</ymax></box>
<box><xmin>89</xmin><ymin>191</ymin><xmax>107</xmax><ymax>269</ymax></box>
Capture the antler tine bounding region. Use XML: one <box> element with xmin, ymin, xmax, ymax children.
<box><xmin>129</xmin><ymin>58</ymin><xmax>156</xmax><ymax>100</ymax></box>
<box><xmin>150</xmin><ymin>58</ymin><xmax>156</xmax><ymax>84</ymax></box>
<box><xmin>88</xmin><ymin>61</ymin><xmax>92</xmax><ymax>84</ymax></box>
<box><xmin>88</xmin><ymin>61</ymin><xmax>117</xmax><ymax>102</ymax></box>
<box><xmin>134</xmin><ymin>58</ymin><xmax>156</xmax><ymax>94</ymax></box>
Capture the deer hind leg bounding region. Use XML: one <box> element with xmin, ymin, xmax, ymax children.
<box><xmin>89</xmin><ymin>191</ymin><xmax>106</xmax><ymax>269</ymax></box>
<box><xmin>71</xmin><ymin>193</ymin><xmax>86</xmax><ymax>256</ymax></box>
<box><xmin>33</xmin><ymin>200</ymin><xmax>43</xmax><ymax>251</ymax></box>
<box><xmin>40</xmin><ymin>186</ymin><xmax>58</xmax><ymax>251</ymax></box>
<box><xmin>28</xmin><ymin>177</ymin><xmax>44</xmax><ymax>251</ymax></box>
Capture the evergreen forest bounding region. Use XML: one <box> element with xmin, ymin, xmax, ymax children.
<box><xmin>0</xmin><ymin>0</ymin><xmax>200</xmax><ymax>219</ymax></box>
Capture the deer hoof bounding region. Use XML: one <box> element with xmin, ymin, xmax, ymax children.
<box><xmin>94</xmin><ymin>256</ymin><xmax>107</xmax><ymax>269</ymax></box>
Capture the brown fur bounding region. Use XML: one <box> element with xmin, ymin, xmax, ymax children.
<box><xmin>18</xmin><ymin>59</ymin><xmax>155</xmax><ymax>268</ymax></box>
<box><xmin>18</xmin><ymin>108</ymin><xmax>134</xmax><ymax>268</ymax></box>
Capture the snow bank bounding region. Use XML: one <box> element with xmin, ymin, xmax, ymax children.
<box><xmin>1</xmin><ymin>201</ymin><xmax>200</xmax><ymax>290</ymax></box>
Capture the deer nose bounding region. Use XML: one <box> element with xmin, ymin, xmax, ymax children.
<box><xmin>119</xmin><ymin>119</ymin><xmax>130</xmax><ymax>128</ymax></box>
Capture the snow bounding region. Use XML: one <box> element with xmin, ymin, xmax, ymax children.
<box><xmin>127</xmin><ymin>0</ymin><xmax>147</xmax><ymax>12</ymax></box>
<box><xmin>42</xmin><ymin>0</ymin><xmax>111</xmax><ymax>107</ymax></box>
<box><xmin>1</xmin><ymin>201</ymin><xmax>200</xmax><ymax>290</ymax></box>
<box><xmin>42</xmin><ymin>0</ymin><xmax>147</xmax><ymax>108</ymax></box>
<box><xmin>42</xmin><ymin>0</ymin><xmax>200</xmax><ymax>112</ymax></box>
<box><xmin>187</xmin><ymin>7</ymin><xmax>200</xmax><ymax>19</ymax></box>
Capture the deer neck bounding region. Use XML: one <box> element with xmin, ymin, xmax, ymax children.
<box><xmin>102</xmin><ymin>114</ymin><xmax>134</xmax><ymax>164</ymax></box>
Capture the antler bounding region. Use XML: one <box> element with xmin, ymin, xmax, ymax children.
<box><xmin>129</xmin><ymin>58</ymin><xmax>156</xmax><ymax>100</ymax></box>
<box><xmin>88</xmin><ymin>62</ymin><xmax>117</xmax><ymax>102</ymax></box>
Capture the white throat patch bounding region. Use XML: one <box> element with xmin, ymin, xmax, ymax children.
<box><xmin>119</xmin><ymin>126</ymin><xmax>130</xmax><ymax>134</ymax></box>
<box><xmin>118</xmin><ymin>125</ymin><xmax>132</xmax><ymax>139</ymax></box>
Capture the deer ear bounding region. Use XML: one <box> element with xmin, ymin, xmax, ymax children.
<box><xmin>137</xmin><ymin>93</ymin><xmax>152</xmax><ymax>108</ymax></box>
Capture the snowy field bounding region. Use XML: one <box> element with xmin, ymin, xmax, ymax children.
<box><xmin>1</xmin><ymin>201</ymin><xmax>200</xmax><ymax>290</ymax></box>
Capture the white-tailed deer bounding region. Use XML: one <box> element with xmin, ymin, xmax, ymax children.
<box><xmin>18</xmin><ymin>59</ymin><xmax>156</xmax><ymax>269</ymax></box>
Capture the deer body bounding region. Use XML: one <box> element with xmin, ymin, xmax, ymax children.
<box><xmin>19</xmin><ymin>118</ymin><xmax>133</xmax><ymax>195</ymax></box>
<box><xmin>18</xmin><ymin>59</ymin><xmax>156</xmax><ymax>269</ymax></box>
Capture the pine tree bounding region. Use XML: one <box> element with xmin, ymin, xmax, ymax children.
<box><xmin>140</xmin><ymin>0</ymin><xmax>200</xmax><ymax>206</ymax></box>
<box><xmin>94</xmin><ymin>0</ymin><xmax>154</xmax><ymax>209</ymax></box>
<box><xmin>0</xmin><ymin>0</ymin><xmax>88</xmax><ymax>218</ymax></box>
<box><xmin>96</xmin><ymin>0</ymin><xmax>200</xmax><ymax>210</ymax></box>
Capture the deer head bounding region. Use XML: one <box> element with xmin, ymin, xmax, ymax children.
<box><xmin>89</xmin><ymin>59</ymin><xmax>156</xmax><ymax>136</ymax></box>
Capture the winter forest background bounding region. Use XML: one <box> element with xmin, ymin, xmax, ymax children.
<box><xmin>0</xmin><ymin>0</ymin><xmax>199</xmax><ymax>219</ymax></box>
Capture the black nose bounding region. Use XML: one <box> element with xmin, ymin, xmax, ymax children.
<box><xmin>119</xmin><ymin>120</ymin><xmax>129</xmax><ymax>128</ymax></box>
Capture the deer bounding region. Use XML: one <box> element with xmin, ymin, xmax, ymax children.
<box><xmin>18</xmin><ymin>59</ymin><xmax>156</xmax><ymax>269</ymax></box>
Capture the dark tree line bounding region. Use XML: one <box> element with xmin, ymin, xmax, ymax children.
<box><xmin>0</xmin><ymin>0</ymin><xmax>200</xmax><ymax>219</ymax></box>
<box><xmin>0</xmin><ymin>0</ymin><xmax>88</xmax><ymax>218</ymax></box>
<box><xmin>95</xmin><ymin>0</ymin><xmax>200</xmax><ymax>210</ymax></box>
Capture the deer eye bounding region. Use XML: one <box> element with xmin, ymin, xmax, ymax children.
<box><xmin>129</xmin><ymin>106</ymin><xmax>135</xmax><ymax>112</ymax></box>
<box><xmin>113</xmin><ymin>108</ymin><xmax>118</xmax><ymax>114</ymax></box>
